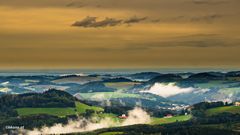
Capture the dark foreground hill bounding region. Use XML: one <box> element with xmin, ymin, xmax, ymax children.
<box><xmin>74</xmin><ymin>124</ymin><xmax>239</xmax><ymax>135</ymax></box>
<box><xmin>0</xmin><ymin>89</ymin><xmax>103</xmax><ymax>134</ymax></box>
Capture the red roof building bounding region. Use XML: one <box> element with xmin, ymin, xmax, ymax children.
<box><xmin>119</xmin><ymin>114</ymin><xmax>128</xmax><ymax>119</ymax></box>
<box><xmin>164</xmin><ymin>114</ymin><xmax>173</xmax><ymax>118</ymax></box>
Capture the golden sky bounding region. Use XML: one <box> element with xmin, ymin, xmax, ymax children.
<box><xmin>0</xmin><ymin>0</ymin><xmax>240</xmax><ymax>69</ymax></box>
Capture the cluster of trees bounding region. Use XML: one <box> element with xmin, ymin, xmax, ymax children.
<box><xmin>191</xmin><ymin>101</ymin><xmax>231</xmax><ymax>117</ymax></box>
<box><xmin>195</xmin><ymin>113</ymin><xmax>240</xmax><ymax>125</ymax></box>
<box><xmin>0</xmin><ymin>89</ymin><xmax>75</xmax><ymax>109</ymax></box>
<box><xmin>78</xmin><ymin>123</ymin><xmax>239</xmax><ymax>135</ymax></box>
<box><xmin>192</xmin><ymin>101</ymin><xmax>227</xmax><ymax>110</ymax></box>
<box><xmin>189</xmin><ymin>101</ymin><xmax>240</xmax><ymax>126</ymax></box>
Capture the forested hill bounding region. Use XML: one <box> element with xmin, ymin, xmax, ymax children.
<box><xmin>0</xmin><ymin>89</ymin><xmax>104</xmax><ymax>134</ymax></box>
<box><xmin>0</xmin><ymin>89</ymin><xmax>76</xmax><ymax>108</ymax></box>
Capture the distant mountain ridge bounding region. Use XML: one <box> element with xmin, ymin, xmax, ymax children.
<box><xmin>103</xmin><ymin>77</ymin><xmax>133</xmax><ymax>82</ymax></box>
<box><xmin>128</xmin><ymin>72</ymin><xmax>161</xmax><ymax>81</ymax></box>
<box><xmin>148</xmin><ymin>74</ymin><xmax>182</xmax><ymax>83</ymax></box>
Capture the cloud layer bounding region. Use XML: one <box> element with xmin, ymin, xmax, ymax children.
<box><xmin>140</xmin><ymin>83</ymin><xmax>194</xmax><ymax>98</ymax></box>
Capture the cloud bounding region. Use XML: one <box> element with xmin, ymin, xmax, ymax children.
<box><xmin>1</xmin><ymin>81</ymin><xmax>9</xmax><ymax>86</ymax></box>
<box><xmin>122</xmin><ymin>107</ymin><xmax>151</xmax><ymax>126</ymax></box>
<box><xmin>123</xmin><ymin>34</ymin><xmax>240</xmax><ymax>49</ymax></box>
<box><xmin>65</xmin><ymin>2</ymin><xmax>85</xmax><ymax>8</ymax></box>
<box><xmin>72</xmin><ymin>16</ymin><xmax>147</xmax><ymax>28</ymax></box>
<box><xmin>0</xmin><ymin>87</ymin><xmax>11</xmax><ymax>93</ymax></box>
<box><xmin>140</xmin><ymin>83</ymin><xmax>194</xmax><ymax>98</ymax></box>
<box><xmin>192</xmin><ymin>0</ymin><xmax>228</xmax><ymax>5</ymax></box>
<box><xmin>23</xmin><ymin>107</ymin><xmax>151</xmax><ymax>135</ymax></box>
<box><xmin>90</xmin><ymin>17</ymin><xmax>122</xmax><ymax>27</ymax></box>
<box><xmin>190</xmin><ymin>14</ymin><xmax>223</xmax><ymax>23</ymax></box>
<box><xmin>25</xmin><ymin>118</ymin><xmax>115</xmax><ymax>135</ymax></box>
<box><xmin>151</xmin><ymin>14</ymin><xmax>223</xmax><ymax>23</ymax></box>
<box><xmin>72</xmin><ymin>17</ymin><xmax>122</xmax><ymax>28</ymax></box>
<box><xmin>124</xmin><ymin>16</ymin><xmax>147</xmax><ymax>24</ymax></box>
<box><xmin>72</xmin><ymin>16</ymin><xmax>97</xmax><ymax>27</ymax></box>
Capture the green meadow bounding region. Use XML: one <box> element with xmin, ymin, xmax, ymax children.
<box><xmin>78</xmin><ymin>92</ymin><xmax>141</xmax><ymax>100</ymax></box>
<box><xmin>99</xmin><ymin>132</ymin><xmax>124</xmax><ymax>135</ymax></box>
<box><xmin>151</xmin><ymin>115</ymin><xmax>192</xmax><ymax>125</ymax></box>
<box><xmin>205</xmin><ymin>106</ymin><xmax>240</xmax><ymax>116</ymax></box>
<box><xmin>104</xmin><ymin>82</ymin><xmax>140</xmax><ymax>90</ymax></box>
<box><xmin>16</xmin><ymin>101</ymin><xmax>104</xmax><ymax>117</ymax></box>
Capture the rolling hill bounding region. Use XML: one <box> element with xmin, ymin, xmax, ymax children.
<box><xmin>16</xmin><ymin>101</ymin><xmax>103</xmax><ymax>117</ymax></box>
<box><xmin>205</xmin><ymin>106</ymin><xmax>240</xmax><ymax>116</ymax></box>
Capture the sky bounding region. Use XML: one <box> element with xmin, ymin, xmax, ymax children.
<box><xmin>0</xmin><ymin>0</ymin><xmax>240</xmax><ymax>69</ymax></box>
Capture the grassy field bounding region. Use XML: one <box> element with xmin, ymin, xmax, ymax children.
<box><xmin>193</xmin><ymin>81</ymin><xmax>228</xmax><ymax>89</ymax></box>
<box><xmin>97</xmin><ymin>113</ymin><xmax>123</xmax><ymax>123</ymax></box>
<box><xmin>75</xmin><ymin>102</ymin><xmax>104</xmax><ymax>113</ymax></box>
<box><xmin>219</xmin><ymin>87</ymin><xmax>240</xmax><ymax>95</ymax></box>
<box><xmin>104</xmin><ymin>82</ymin><xmax>140</xmax><ymax>90</ymax></box>
<box><xmin>16</xmin><ymin>101</ymin><xmax>104</xmax><ymax>117</ymax></box>
<box><xmin>205</xmin><ymin>106</ymin><xmax>240</xmax><ymax>116</ymax></box>
<box><xmin>151</xmin><ymin>115</ymin><xmax>192</xmax><ymax>125</ymax></box>
<box><xmin>99</xmin><ymin>132</ymin><xmax>124</xmax><ymax>135</ymax></box>
<box><xmin>78</xmin><ymin>92</ymin><xmax>141</xmax><ymax>100</ymax></box>
<box><xmin>16</xmin><ymin>107</ymin><xmax>76</xmax><ymax>117</ymax></box>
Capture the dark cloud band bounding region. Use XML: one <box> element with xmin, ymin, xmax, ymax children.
<box><xmin>72</xmin><ymin>16</ymin><xmax>147</xmax><ymax>28</ymax></box>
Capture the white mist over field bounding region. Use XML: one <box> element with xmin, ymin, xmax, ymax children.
<box><xmin>25</xmin><ymin>107</ymin><xmax>151</xmax><ymax>135</ymax></box>
<box><xmin>122</xmin><ymin>107</ymin><xmax>151</xmax><ymax>126</ymax></box>
<box><xmin>141</xmin><ymin>83</ymin><xmax>194</xmax><ymax>97</ymax></box>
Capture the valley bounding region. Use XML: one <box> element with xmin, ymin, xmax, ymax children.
<box><xmin>0</xmin><ymin>70</ymin><xmax>240</xmax><ymax>134</ymax></box>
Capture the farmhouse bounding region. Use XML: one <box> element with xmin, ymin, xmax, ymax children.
<box><xmin>164</xmin><ymin>114</ymin><xmax>173</xmax><ymax>118</ymax></box>
<box><xmin>119</xmin><ymin>114</ymin><xmax>128</xmax><ymax>119</ymax></box>
<box><xmin>235</xmin><ymin>102</ymin><xmax>240</xmax><ymax>106</ymax></box>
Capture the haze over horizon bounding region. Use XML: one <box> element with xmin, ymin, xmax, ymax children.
<box><xmin>1</xmin><ymin>0</ymin><xmax>240</xmax><ymax>69</ymax></box>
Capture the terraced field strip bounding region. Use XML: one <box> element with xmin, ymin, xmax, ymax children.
<box><xmin>151</xmin><ymin>115</ymin><xmax>192</xmax><ymax>125</ymax></box>
<box><xmin>16</xmin><ymin>101</ymin><xmax>104</xmax><ymax>117</ymax></box>
<box><xmin>206</xmin><ymin>106</ymin><xmax>240</xmax><ymax>116</ymax></box>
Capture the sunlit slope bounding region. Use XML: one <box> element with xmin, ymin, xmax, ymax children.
<box><xmin>16</xmin><ymin>101</ymin><xmax>103</xmax><ymax>117</ymax></box>
<box><xmin>151</xmin><ymin>115</ymin><xmax>192</xmax><ymax>125</ymax></box>
<box><xmin>206</xmin><ymin>106</ymin><xmax>240</xmax><ymax>116</ymax></box>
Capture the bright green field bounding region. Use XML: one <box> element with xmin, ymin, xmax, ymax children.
<box><xmin>104</xmin><ymin>82</ymin><xmax>140</xmax><ymax>90</ymax></box>
<box><xmin>78</xmin><ymin>92</ymin><xmax>141</xmax><ymax>100</ymax></box>
<box><xmin>205</xmin><ymin>106</ymin><xmax>240</xmax><ymax>116</ymax></box>
<box><xmin>194</xmin><ymin>81</ymin><xmax>229</xmax><ymax>89</ymax></box>
<box><xmin>75</xmin><ymin>102</ymin><xmax>104</xmax><ymax>113</ymax></box>
<box><xmin>97</xmin><ymin>113</ymin><xmax>123</xmax><ymax>123</ymax></box>
<box><xmin>151</xmin><ymin>115</ymin><xmax>192</xmax><ymax>125</ymax></box>
<box><xmin>16</xmin><ymin>101</ymin><xmax>104</xmax><ymax>117</ymax></box>
<box><xmin>219</xmin><ymin>87</ymin><xmax>240</xmax><ymax>95</ymax></box>
<box><xmin>99</xmin><ymin>132</ymin><xmax>124</xmax><ymax>135</ymax></box>
<box><xmin>16</xmin><ymin>107</ymin><xmax>76</xmax><ymax>117</ymax></box>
